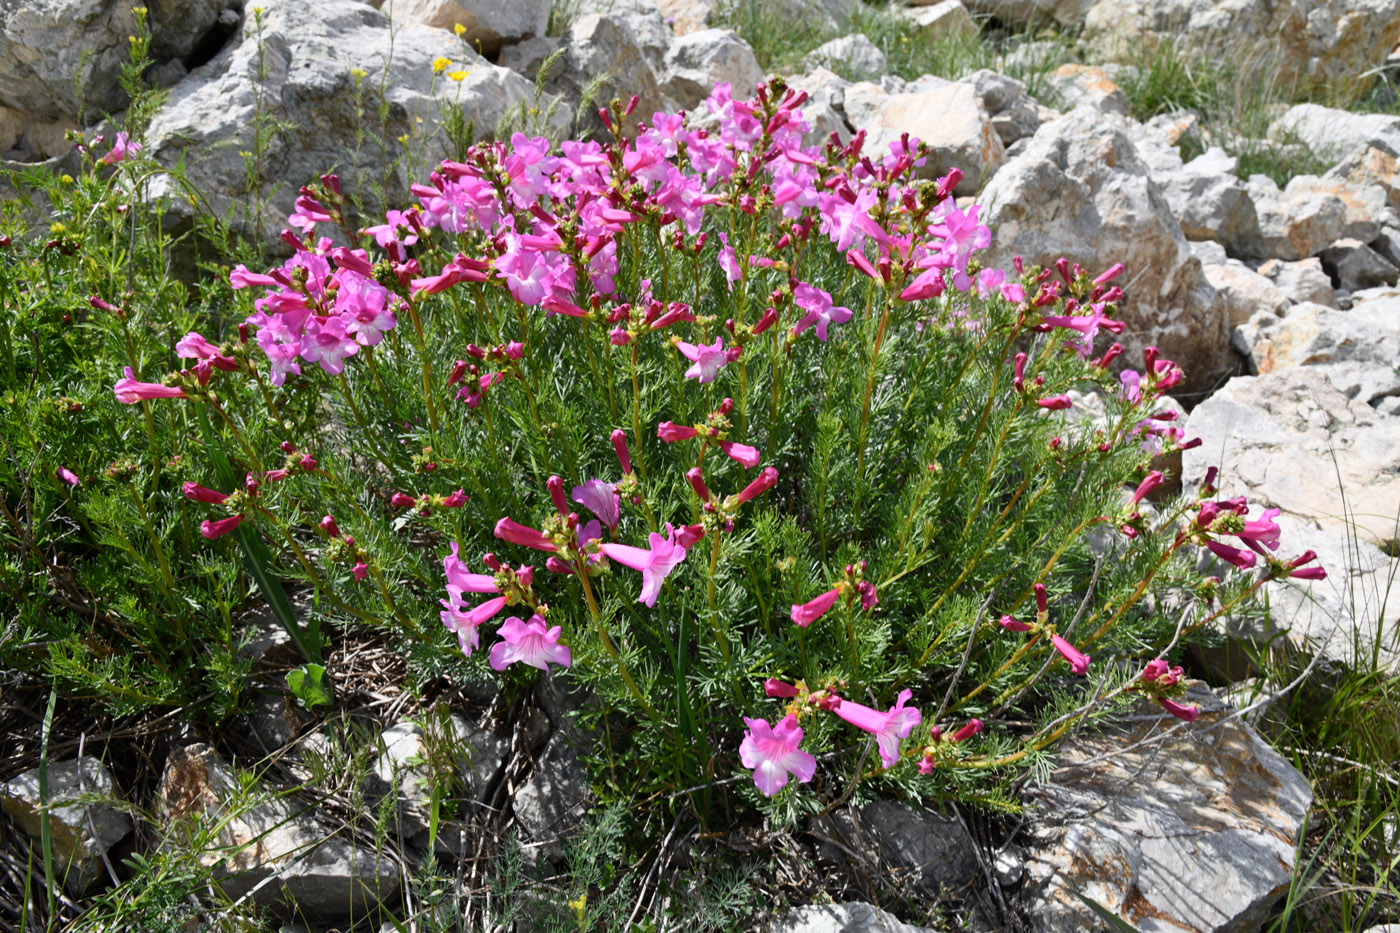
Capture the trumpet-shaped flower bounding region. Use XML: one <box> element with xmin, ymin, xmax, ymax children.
<box><xmin>495</xmin><ymin>516</ymin><xmax>559</xmax><ymax>552</ymax></box>
<box><xmin>488</xmin><ymin>614</ymin><xmax>572</xmax><ymax>671</ymax></box>
<box><xmin>791</xmin><ymin>588</ymin><xmax>840</xmax><ymax>627</ymax></box>
<box><xmin>830</xmin><ymin>689</ymin><xmax>923</xmax><ymax>768</ymax></box>
<box><xmin>113</xmin><ymin>367</ymin><xmax>188</xmax><ymax>403</ymax></box>
<box><xmin>572</xmin><ymin>479</ymin><xmax>620</xmax><ymax>530</ymax></box>
<box><xmin>791</xmin><ymin>283</ymin><xmax>852</xmax><ymax>342</ymax></box>
<box><xmin>676</xmin><ymin>338</ymin><xmax>729</xmax><ymax>382</ymax></box>
<box><xmin>739</xmin><ymin>714</ymin><xmax>817</xmax><ymax>797</ymax></box>
<box><xmin>599</xmin><ymin>524</ymin><xmax>688</xmax><ymax>606</ymax></box>
<box><xmin>1050</xmin><ymin>634</ymin><xmax>1090</xmax><ymax>675</ymax></box>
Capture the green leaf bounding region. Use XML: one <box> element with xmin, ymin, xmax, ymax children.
<box><xmin>286</xmin><ymin>663</ymin><xmax>334</xmax><ymax>710</ymax></box>
<box><xmin>1070</xmin><ymin>889</ymin><xmax>1142</xmax><ymax>933</ymax></box>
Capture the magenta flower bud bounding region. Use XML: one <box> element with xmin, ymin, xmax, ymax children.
<box><xmin>299</xmin><ymin>455</ymin><xmax>317</xmax><ymax>470</ymax></box>
<box><xmin>951</xmin><ymin>719</ymin><xmax>983</xmax><ymax>743</ymax></box>
<box><xmin>753</xmin><ymin>306</ymin><xmax>779</xmax><ymax>334</ymax></box>
<box><xmin>545</xmin><ymin>556</ymin><xmax>575</xmax><ymax>575</ymax></box>
<box><xmin>279</xmin><ymin>441</ymin><xmax>297</xmax><ymax>454</ymax></box>
<box><xmin>200</xmin><ymin>514</ymin><xmax>244</xmax><ymax>540</ymax></box>
<box><xmin>352</xmin><ymin>561</ymin><xmax>369</xmax><ymax>581</ymax></box>
<box><xmin>765</xmin><ymin>678</ymin><xmax>799</xmax><ymax>698</ymax></box>
<box><xmin>57</xmin><ymin>466</ymin><xmax>80</xmax><ymax>487</ymax></box>
<box><xmin>999</xmin><ymin>614</ymin><xmax>1033</xmax><ymax>632</ymax></box>
<box><xmin>1158</xmin><ymin>697</ymin><xmax>1200</xmax><ymax>721</ymax></box>
<box><xmin>494</xmin><ymin>516</ymin><xmax>559</xmax><ymax>552</ymax></box>
<box><xmin>1050</xmin><ymin>634</ymin><xmax>1090</xmax><ymax>675</ymax></box>
<box><xmin>1036</xmin><ymin>394</ymin><xmax>1072</xmax><ymax>410</ymax></box>
<box><xmin>1093</xmin><ymin>262</ymin><xmax>1124</xmax><ymax>286</ymax></box>
<box><xmin>718</xmin><ymin>440</ymin><xmax>760</xmax><ymax>468</ymax></box>
<box><xmin>657</xmin><ymin>421</ymin><xmax>699</xmax><ymax>443</ymax></box>
<box><xmin>790</xmin><ymin>588</ymin><xmax>840</xmax><ymax>627</ymax></box>
<box><xmin>1012</xmin><ymin>352</ymin><xmax>1027</xmax><ymax>391</ymax></box>
<box><xmin>447</xmin><ymin>360</ymin><xmax>469</xmax><ymax>386</ymax></box>
<box><xmin>686</xmin><ymin>467</ymin><xmax>712</xmax><ymax>502</ymax></box>
<box><xmin>857</xmin><ymin>580</ymin><xmax>878</xmax><ymax>610</ymax></box>
<box><xmin>1140</xmin><ymin>657</ymin><xmax>1169</xmax><ymax>682</ymax></box>
<box><xmin>1033</xmin><ymin>583</ymin><xmax>1047</xmax><ymax>616</ymax></box>
<box><xmin>321</xmin><ymin>172</ymin><xmax>341</xmax><ymax>196</ymax></box>
<box><xmin>183</xmin><ymin>482</ymin><xmax>229</xmax><ymax>505</ymax></box>
<box><xmin>113</xmin><ymin>367</ymin><xmax>188</xmax><ymax>404</ymax></box>
<box><xmin>442</xmin><ymin>489</ymin><xmax>468</xmax><ymax>508</ymax></box>
<box><xmin>609</xmin><ymin>326</ymin><xmax>632</xmax><ymax>345</ymax></box>
<box><xmin>676</xmin><ymin>524</ymin><xmax>705</xmax><ymax>548</ymax></box>
<box><xmin>1098</xmin><ymin>342</ymin><xmax>1124</xmax><ymax>369</ymax></box>
<box><xmin>390</xmin><ymin>492</ymin><xmax>416</xmax><ymax>509</ymax></box>
<box><xmin>732</xmin><ymin>467</ymin><xmax>778</xmax><ymax>505</ymax></box>
<box><xmin>609</xmin><ymin>429</ymin><xmax>633</xmax><ymax>475</ymax></box>
<box><xmin>320</xmin><ymin>515</ymin><xmax>341</xmax><ymax>537</ymax></box>
<box><xmin>936</xmin><ymin>166</ymin><xmax>963</xmax><ymax>200</ymax></box>
<box><xmin>483</xmin><ymin>552</ymin><xmax>503</xmax><ymax>572</ymax></box>
<box><xmin>546</xmin><ymin>475</ymin><xmax>569</xmax><ymax>515</ymax></box>
<box><xmin>1206</xmin><ymin>539</ymin><xmax>1257</xmax><ymax>570</ymax></box>
<box><xmin>623</xmin><ymin>93</ymin><xmax>639</xmax><ymax>116</ymax></box>
<box><xmin>1131</xmin><ymin>470</ymin><xmax>1164</xmax><ymax>506</ymax></box>
<box><xmin>846</xmin><ymin>248</ymin><xmax>878</xmax><ymax>280</ymax></box>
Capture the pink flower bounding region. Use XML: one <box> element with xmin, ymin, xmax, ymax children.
<box><xmin>444</xmin><ymin>542</ymin><xmax>499</xmax><ymax>599</ymax></box>
<box><xmin>100</xmin><ymin>132</ymin><xmax>140</xmax><ymax>165</ymax></box>
<box><xmin>200</xmin><ymin>514</ymin><xmax>244</xmax><ymax>539</ymax></box>
<box><xmin>765</xmin><ymin>678</ymin><xmax>799</xmax><ymax>698</ymax></box>
<box><xmin>440</xmin><ymin>596</ymin><xmax>506</xmax><ymax>656</ymax></box>
<box><xmin>791</xmin><ymin>588</ymin><xmax>840</xmax><ymax>627</ymax></box>
<box><xmin>676</xmin><ymin>338</ymin><xmax>730</xmax><ymax>382</ymax></box>
<box><xmin>999</xmin><ymin>614</ymin><xmax>1033</xmax><ymax>632</ymax></box>
<box><xmin>599</xmin><ymin>524</ymin><xmax>689</xmax><ymax>607</ymax></box>
<box><xmin>1036</xmin><ymin>395</ymin><xmax>1072</xmax><ymax>411</ymax></box>
<box><xmin>56</xmin><ymin>467</ymin><xmax>80</xmax><ymax>486</ymax></box>
<box><xmin>494</xmin><ymin>516</ymin><xmax>559</xmax><ymax>553</ymax></box>
<box><xmin>657</xmin><ymin>421</ymin><xmax>699</xmax><ymax>443</ymax></box>
<box><xmin>320</xmin><ymin>515</ymin><xmax>341</xmax><ymax>537</ymax></box>
<box><xmin>730</xmin><ymin>466</ymin><xmax>778</xmax><ymax>506</ymax></box>
<box><xmin>301</xmin><ymin>315</ymin><xmax>359</xmax><ymax>375</ymax></box>
<box><xmin>1130</xmin><ymin>471</ymin><xmax>1164</xmax><ymax>506</ymax></box>
<box><xmin>791</xmin><ymin>283</ymin><xmax>852</xmax><ymax>342</ymax></box>
<box><xmin>718</xmin><ymin>440</ymin><xmax>760</xmax><ymax>468</ymax></box>
<box><xmin>611</xmin><ymin>429</ymin><xmax>633</xmax><ymax>475</ymax></box>
<box><xmin>352</xmin><ymin>560</ymin><xmax>369</xmax><ymax>581</ymax></box>
<box><xmin>183</xmin><ymin>482</ymin><xmax>229</xmax><ymax>504</ymax></box>
<box><xmin>739</xmin><ymin>714</ymin><xmax>817</xmax><ymax>797</ymax></box>
<box><xmin>572</xmin><ymin>478</ymin><xmax>620</xmax><ymax>530</ymax></box>
<box><xmin>1205</xmin><ymin>539</ymin><xmax>1257</xmax><ymax>570</ymax></box>
<box><xmin>1237</xmin><ymin>507</ymin><xmax>1282</xmax><ymax>553</ymax></box>
<box><xmin>831</xmin><ymin>689</ymin><xmax>923</xmax><ymax>768</ymax></box>
<box><xmin>1285</xmin><ymin>550</ymin><xmax>1326</xmax><ymax>581</ymax></box>
<box><xmin>113</xmin><ymin>367</ymin><xmax>188</xmax><ymax>403</ymax></box>
<box><xmin>1049</xmin><ymin>634</ymin><xmax>1090</xmax><ymax>675</ymax></box>
<box><xmin>1158</xmin><ymin>697</ymin><xmax>1200</xmax><ymax>721</ymax></box>
<box><xmin>488</xmin><ymin>614</ymin><xmax>572</xmax><ymax>671</ymax></box>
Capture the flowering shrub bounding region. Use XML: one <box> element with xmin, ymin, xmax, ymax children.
<box><xmin>2</xmin><ymin>77</ymin><xmax>1322</xmax><ymax>821</ymax></box>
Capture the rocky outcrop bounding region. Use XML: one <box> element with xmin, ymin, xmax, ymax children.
<box><xmin>384</xmin><ymin>0</ymin><xmax>550</xmax><ymax>54</ymax></box>
<box><xmin>1025</xmin><ymin>685</ymin><xmax>1313</xmax><ymax>932</ymax></box>
<box><xmin>842</xmin><ymin>79</ymin><xmax>1003</xmax><ymax>192</ymax></box>
<box><xmin>979</xmin><ymin>107</ymin><xmax>1232</xmax><ymax>394</ymax></box>
<box><xmin>1085</xmin><ymin>0</ymin><xmax>1400</xmax><ymax>97</ymax></box>
<box><xmin>661</xmin><ymin>28</ymin><xmax>764</xmax><ymax>111</ymax></box>
<box><xmin>140</xmin><ymin>0</ymin><xmax>538</xmax><ymax>253</ymax></box>
<box><xmin>2</xmin><ymin>757</ymin><xmax>132</xmax><ymax>895</ymax></box>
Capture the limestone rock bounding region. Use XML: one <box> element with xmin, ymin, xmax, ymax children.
<box><xmin>1271</xmin><ymin>104</ymin><xmax>1400</xmax><ymax>166</ymax></box>
<box><xmin>563</xmin><ymin>13</ymin><xmax>669</xmax><ymax>132</ymax></box>
<box><xmin>372</xmin><ymin>714</ymin><xmax>507</xmax><ymax>837</ymax></box>
<box><xmin>0</xmin><ymin>0</ymin><xmax>239</xmax><ymax>124</ymax></box>
<box><xmin>1204</xmin><ymin>261</ymin><xmax>1289</xmax><ymax>327</ymax></box>
<box><xmin>1290</xmin><ymin>175</ymin><xmax>1393</xmax><ymax>242</ymax></box>
<box><xmin>961</xmin><ymin>68</ymin><xmax>1058</xmax><ymax>147</ymax></box>
<box><xmin>1182</xmin><ymin>369</ymin><xmax>1400</xmax><ymax>670</ymax></box>
<box><xmin>768</xmin><ymin>902</ymin><xmax>941</xmax><ymax>933</ymax></box>
<box><xmin>1325</xmin><ymin>144</ymin><xmax>1400</xmax><ymax>214</ymax></box>
<box><xmin>1231</xmin><ymin>297</ymin><xmax>1400</xmax><ymax>406</ymax></box>
<box><xmin>1318</xmin><ymin>237</ymin><xmax>1399</xmax><ymax>292</ymax></box>
<box><xmin>573</xmin><ymin>0</ymin><xmax>674</xmax><ymax>72</ymax></box>
<box><xmin>159</xmin><ymin>744</ymin><xmax>400</xmax><ymax>917</ymax></box>
<box><xmin>958</xmin><ymin>0</ymin><xmax>1095</xmax><ymax>26</ymax></box>
<box><xmin>979</xmin><ymin>107</ymin><xmax>1232</xmax><ymax>394</ymax></box>
<box><xmin>1025</xmin><ymin>685</ymin><xmax>1312</xmax><ymax>933</ymax></box>
<box><xmin>1147</xmin><ymin>146</ymin><xmax>1264</xmax><ymax>258</ymax></box>
<box><xmin>1189</xmin><ymin>239</ymin><xmax>1229</xmax><ymax>266</ymax></box>
<box><xmin>815</xmin><ymin>798</ymin><xmax>980</xmax><ymax>898</ymax></box>
<box><xmin>661</xmin><ymin>28</ymin><xmax>763</xmax><ymax>111</ymax></box>
<box><xmin>653</xmin><ymin>0</ymin><xmax>715</xmax><ymax>34</ymax></box>
<box><xmin>1042</xmin><ymin>64</ymin><xmax>1130</xmax><ymax>116</ymax></box>
<box><xmin>1085</xmin><ymin>0</ymin><xmax>1400</xmax><ymax>97</ymax></box>
<box><xmin>514</xmin><ymin>733</ymin><xmax>590</xmax><ymax>860</ymax></box>
<box><xmin>806</xmin><ymin>34</ymin><xmax>886</xmax><ymax>82</ymax></box>
<box><xmin>903</xmin><ymin>0</ymin><xmax>978</xmax><ymax>41</ymax></box>
<box><xmin>143</xmin><ymin>0</ymin><xmax>539</xmax><ymax>254</ymax></box>
<box><xmin>1258</xmin><ymin>257</ymin><xmax>1337</xmax><ymax>307</ymax></box>
<box><xmin>498</xmin><ymin>35</ymin><xmax>563</xmax><ymax>78</ymax></box>
<box><xmin>1</xmin><ymin>757</ymin><xmax>131</xmax><ymax>895</ymax></box>
<box><xmin>1248</xmin><ymin>174</ymin><xmax>1349</xmax><ymax>261</ymax></box>
<box><xmin>385</xmin><ymin>0</ymin><xmax>549</xmax><ymax>54</ymax></box>
<box><xmin>842</xmin><ymin>80</ymin><xmax>1002</xmax><ymax>192</ymax></box>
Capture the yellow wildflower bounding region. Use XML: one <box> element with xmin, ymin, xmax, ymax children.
<box><xmin>432</xmin><ymin>56</ymin><xmax>450</xmax><ymax>74</ymax></box>
<box><xmin>448</xmin><ymin>69</ymin><xmax>469</xmax><ymax>82</ymax></box>
<box><xmin>453</xmin><ymin>22</ymin><xmax>466</xmax><ymax>36</ymax></box>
